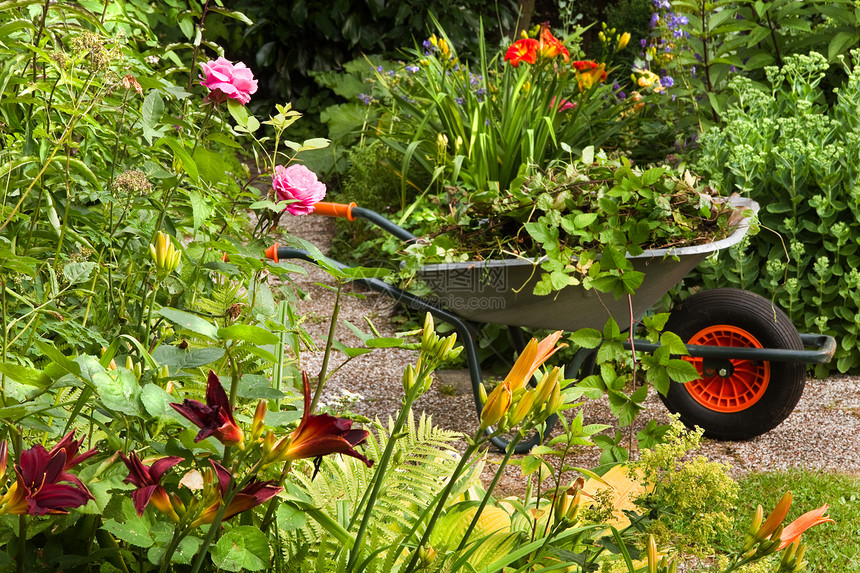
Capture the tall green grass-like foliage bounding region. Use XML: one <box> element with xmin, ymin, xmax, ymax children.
<box><xmin>694</xmin><ymin>51</ymin><xmax>860</xmax><ymax>374</ymax></box>
<box><xmin>366</xmin><ymin>21</ymin><xmax>633</xmax><ymax>208</ymax></box>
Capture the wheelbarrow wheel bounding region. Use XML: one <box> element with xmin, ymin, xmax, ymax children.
<box><xmin>660</xmin><ymin>288</ymin><xmax>805</xmax><ymax>440</ymax></box>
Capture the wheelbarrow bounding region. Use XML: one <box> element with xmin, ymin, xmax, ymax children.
<box><xmin>265</xmin><ymin>199</ymin><xmax>836</xmax><ymax>453</ymax></box>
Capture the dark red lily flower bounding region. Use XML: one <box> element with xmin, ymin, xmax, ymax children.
<box><xmin>0</xmin><ymin>446</ymin><xmax>93</xmax><ymax>516</ymax></box>
<box><xmin>191</xmin><ymin>460</ymin><xmax>282</xmax><ymax>527</ymax></box>
<box><xmin>48</xmin><ymin>431</ymin><xmax>98</xmax><ymax>489</ymax></box>
<box><xmin>171</xmin><ymin>370</ymin><xmax>244</xmax><ymax>446</ymax></box>
<box><xmin>0</xmin><ymin>440</ymin><xmax>7</xmax><ymax>477</ymax></box>
<box><xmin>267</xmin><ymin>372</ymin><xmax>373</xmax><ymax>469</ymax></box>
<box><xmin>120</xmin><ymin>451</ymin><xmax>183</xmax><ymax>520</ymax></box>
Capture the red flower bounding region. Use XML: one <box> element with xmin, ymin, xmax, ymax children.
<box><xmin>192</xmin><ymin>460</ymin><xmax>283</xmax><ymax>526</ymax></box>
<box><xmin>267</xmin><ymin>372</ymin><xmax>373</xmax><ymax>468</ymax></box>
<box><xmin>120</xmin><ymin>451</ymin><xmax>183</xmax><ymax>520</ymax></box>
<box><xmin>504</xmin><ymin>38</ymin><xmax>539</xmax><ymax>67</ymax></box>
<box><xmin>539</xmin><ymin>25</ymin><xmax>569</xmax><ymax>62</ymax></box>
<box><xmin>171</xmin><ymin>371</ymin><xmax>245</xmax><ymax>446</ymax></box>
<box><xmin>0</xmin><ymin>444</ymin><xmax>93</xmax><ymax>516</ymax></box>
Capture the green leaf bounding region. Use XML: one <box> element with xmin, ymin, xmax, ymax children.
<box><xmin>140</xmin><ymin>383</ymin><xmax>180</xmax><ymax>419</ymax></box>
<box><xmin>156</xmin><ymin>308</ymin><xmax>219</xmax><ymax>340</ymax></box>
<box><xmin>207</xmin><ymin>6</ymin><xmax>253</xmax><ymax>25</ymax></box>
<box><xmin>659</xmin><ymin>331</ymin><xmax>688</xmax><ymax>355</ymax></box>
<box><xmin>666</xmin><ymin>359</ymin><xmax>701</xmax><ymax>383</ymax></box>
<box><xmin>101</xmin><ymin>517</ymin><xmax>153</xmax><ymax>548</ymax></box>
<box><xmin>217</xmin><ymin>324</ymin><xmax>279</xmax><ymax>345</ymax></box>
<box><xmin>63</xmin><ymin>261</ymin><xmax>97</xmax><ymax>284</ymax></box>
<box><xmin>211</xmin><ymin>526</ymin><xmax>270</xmax><ymax>571</ymax></box>
<box><xmin>93</xmin><ymin>370</ymin><xmax>140</xmax><ymax>416</ymax></box>
<box><xmin>164</xmin><ymin>138</ymin><xmax>199</xmax><ymax>183</ymax></box>
<box><xmin>0</xmin><ymin>362</ymin><xmax>51</xmax><ymax>389</ymax></box>
<box><xmin>570</xmin><ymin>328</ymin><xmax>603</xmax><ymax>348</ymax></box>
<box><xmin>141</xmin><ymin>89</ymin><xmax>164</xmax><ymax>128</ymax></box>
<box><xmin>277</xmin><ymin>503</ymin><xmax>308</xmax><ymax>531</ymax></box>
<box><xmin>192</xmin><ymin>147</ymin><xmax>228</xmax><ymax>185</ymax></box>
<box><xmin>227</xmin><ymin>99</ymin><xmax>250</xmax><ymax>127</ymax></box>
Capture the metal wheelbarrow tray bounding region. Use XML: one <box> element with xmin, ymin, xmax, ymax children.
<box><xmin>267</xmin><ymin>199</ymin><xmax>836</xmax><ymax>451</ymax></box>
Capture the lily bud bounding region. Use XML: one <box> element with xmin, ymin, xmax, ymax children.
<box><xmin>647</xmin><ymin>535</ymin><xmax>658</xmax><ymax>573</ymax></box>
<box><xmin>554</xmin><ymin>490</ymin><xmax>569</xmax><ymax>524</ymax></box>
<box><xmin>617</xmin><ymin>31</ymin><xmax>631</xmax><ymax>50</ymax></box>
<box><xmin>251</xmin><ymin>400</ymin><xmax>267</xmax><ymax>441</ymax></box>
<box><xmin>261</xmin><ymin>430</ymin><xmax>276</xmax><ymax>458</ymax></box>
<box><xmin>150</xmin><ymin>231</ymin><xmax>181</xmax><ymax>277</ymax></box>
<box><xmin>743</xmin><ymin>505</ymin><xmax>765</xmax><ymax>551</ymax></box>
<box><xmin>478</xmin><ymin>383</ymin><xmax>488</xmax><ymax>404</ymax></box>
<box><xmin>0</xmin><ymin>441</ymin><xmax>6</xmax><ymax>478</ymax></box>
<box><xmin>418</xmin><ymin>545</ymin><xmax>437</xmax><ymax>568</ymax></box>
<box><xmin>421</xmin><ymin>313</ymin><xmax>435</xmax><ymax>349</ymax></box>
<box><xmin>757</xmin><ymin>491</ymin><xmax>792</xmax><ymax>541</ymax></box>
<box><xmin>402</xmin><ymin>363</ymin><xmax>417</xmax><ymax>392</ymax></box>
<box><xmin>479</xmin><ymin>384</ymin><xmax>512</xmax><ymax>430</ymax></box>
<box><xmin>566</xmin><ymin>490</ymin><xmax>582</xmax><ymax>522</ymax></box>
<box><xmin>533</xmin><ymin>366</ymin><xmax>561</xmax><ymax>405</ymax></box>
<box><xmin>508</xmin><ymin>389</ymin><xmax>535</xmax><ymax>426</ymax></box>
<box><xmin>780</xmin><ymin>540</ymin><xmax>799</xmax><ymax>570</ymax></box>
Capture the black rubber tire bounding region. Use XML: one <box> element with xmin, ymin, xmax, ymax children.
<box><xmin>660</xmin><ymin>288</ymin><xmax>805</xmax><ymax>440</ymax></box>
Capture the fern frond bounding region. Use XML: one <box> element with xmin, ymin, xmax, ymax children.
<box><xmin>277</xmin><ymin>410</ymin><xmax>466</xmax><ymax>570</ymax></box>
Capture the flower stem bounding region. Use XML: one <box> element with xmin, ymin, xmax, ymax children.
<box><xmin>455</xmin><ymin>432</ymin><xmax>523</xmax><ymax>552</ymax></box>
<box><xmin>401</xmin><ymin>439</ymin><xmax>484</xmax><ymax>573</ymax></box>
<box><xmin>310</xmin><ymin>280</ymin><xmax>342</xmax><ymax>413</ymax></box>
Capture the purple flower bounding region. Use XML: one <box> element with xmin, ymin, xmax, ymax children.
<box><xmin>660</xmin><ymin>76</ymin><xmax>674</xmax><ymax>87</ymax></box>
<box><xmin>359</xmin><ymin>93</ymin><xmax>373</xmax><ymax>105</ymax></box>
<box><xmin>650</xmin><ymin>13</ymin><xmax>660</xmax><ymax>28</ymax></box>
<box><xmin>455</xmin><ymin>97</ymin><xmax>465</xmax><ymax>105</ymax></box>
<box><xmin>405</xmin><ymin>65</ymin><xmax>419</xmax><ymax>73</ymax></box>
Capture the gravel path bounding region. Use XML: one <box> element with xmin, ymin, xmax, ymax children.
<box><xmin>276</xmin><ymin>213</ymin><xmax>860</xmax><ymax>494</ymax></box>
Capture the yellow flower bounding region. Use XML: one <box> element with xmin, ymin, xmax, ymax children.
<box><xmin>617</xmin><ymin>32</ymin><xmax>631</xmax><ymax>50</ymax></box>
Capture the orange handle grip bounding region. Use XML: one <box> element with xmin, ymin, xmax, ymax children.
<box><xmin>313</xmin><ymin>201</ymin><xmax>357</xmax><ymax>221</ymax></box>
<box><xmin>264</xmin><ymin>243</ymin><xmax>280</xmax><ymax>263</ymax></box>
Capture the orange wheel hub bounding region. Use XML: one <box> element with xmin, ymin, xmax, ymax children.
<box><xmin>682</xmin><ymin>325</ymin><xmax>770</xmax><ymax>413</ymax></box>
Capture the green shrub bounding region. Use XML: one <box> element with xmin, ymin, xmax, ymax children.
<box><xmin>692</xmin><ymin>51</ymin><xmax>860</xmax><ymax>374</ymax></box>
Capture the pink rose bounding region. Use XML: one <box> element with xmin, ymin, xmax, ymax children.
<box><xmin>272</xmin><ymin>164</ymin><xmax>327</xmax><ymax>215</ymax></box>
<box><xmin>199</xmin><ymin>57</ymin><xmax>258</xmax><ymax>105</ymax></box>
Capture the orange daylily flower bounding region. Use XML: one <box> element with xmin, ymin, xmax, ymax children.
<box><xmin>539</xmin><ymin>25</ymin><xmax>569</xmax><ymax>62</ymax></box>
<box><xmin>504</xmin><ymin>38</ymin><xmax>539</xmax><ymax>67</ymax></box>
<box><xmin>503</xmin><ymin>330</ymin><xmax>566</xmax><ymax>392</ymax></box>
<box><xmin>777</xmin><ymin>504</ymin><xmax>834</xmax><ymax>550</ymax></box>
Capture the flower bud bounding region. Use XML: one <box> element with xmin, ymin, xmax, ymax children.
<box><xmin>554</xmin><ymin>490</ymin><xmax>569</xmax><ymax>524</ymax></box>
<box><xmin>508</xmin><ymin>389</ymin><xmax>535</xmax><ymax>426</ymax></box>
<box><xmin>617</xmin><ymin>32</ymin><xmax>631</xmax><ymax>50</ymax></box>
<box><xmin>251</xmin><ymin>400</ymin><xmax>267</xmax><ymax>441</ymax></box>
<box><xmin>418</xmin><ymin>545</ymin><xmax>437</xmax><ymax>568</ymax></box>
<box><xmin>757</xmin><ymin>491</ymin><xmax>792</xmax><ymax>541</ymax></box>
<box><xmin>150</xmin><ymin>231</ymin><xmax>181</xmax><ymax>277</ymax></box>
<box><xmin>402</xmin><ymin>363</ymin><xmax>417</xmax><ymax>392</ymax></box>
<box><xmin>566</xmin><ymin>490</ymin><xmax>582</xmax><ymax>522</ymax></box>
<box><xmin>479</xmin><ymin>384</ymin><xmax>512</xmax><ymax>430</ymax></box>
<box><xmin>421</xmin><ymin>313</ymin><xmax>435</xmax><ymax>349</ymax></box>
<box><xmin>647</xmin><ymin>535</ymin><xmax>658</xmax><ymax>573</ymax></box>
